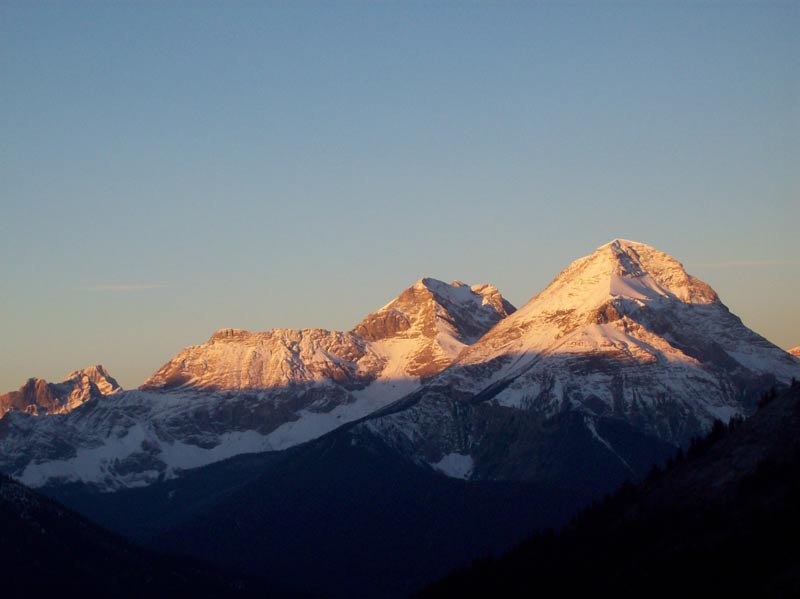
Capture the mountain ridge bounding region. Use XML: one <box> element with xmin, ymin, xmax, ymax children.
<box><xmin>0</xmin><ymin>277</ymin><xmax>514</xmax><ymax>490</ymax></box>
<box><xmin>357</xmin><ymin>239</ymin><xmax>800</xmax><ymax>480</ymax></box>
<box><xmin>1</xmin><ymin>240</ymin><xmax>797</xmax><ymax>492</ymax></box>
<box><xmin>141</xmin><ymin>277</ymin><xmax>514</xmax><ymax>392</ymax></box>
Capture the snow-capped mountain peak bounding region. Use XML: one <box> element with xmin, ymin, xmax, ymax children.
<box><xmin>456</xmin><ymin>240</ymin><xmax>723</xmax><ymax>368</ymax></box>
<box><xmin>353</xmin><ymin>277</ymin><xmax>515</xmax><ymax>377</ymax></box>
<box><xmin>360</xmin><ymin>240</ymin><xmax>800</xmax><ymax>481</ymax></box>
<box><xmin>523</xmin><ymin>238</ymin><xmax>717</xmax><ymax>315</ymax></box>
<box><xmin>63</xmin><ymin>364</ymin><xmax>122</xmax><ymax>397</ymax></box>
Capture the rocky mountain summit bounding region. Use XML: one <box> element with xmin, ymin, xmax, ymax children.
<box><xmin>0</xmin><ymin>365</ymin><xmax>121</xmax><ymax>419</ymax></box>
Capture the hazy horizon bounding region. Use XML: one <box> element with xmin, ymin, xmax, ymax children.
<box><xmin>2</xmin><ymin>2</ymin><xmax>798</xmax><ymax>390</ymax></box>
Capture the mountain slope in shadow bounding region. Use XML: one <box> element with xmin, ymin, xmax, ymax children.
<box><xmin>423</xmin><ymin>381</ymin><xmax>800</xmax><ymax>597</ymax></box>
<box><xmin>0</xmin><ymin>473</ymin><xmax>298</xmax><ymax>598</ymax></box>
<box><xmin>46</xmin><ymin>407</ymin><xmax>671</xmax><ymax>598</ymax></box>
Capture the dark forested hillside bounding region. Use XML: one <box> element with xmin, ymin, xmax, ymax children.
<box><xmin>51</xmin><ymin>429</ymin><xmax>597</xmax><ymax>598</ymax></box>
<box><xmin>423</xmin><ymin>381</ymin><xmax>800</xmax><ymax>598</ymax></box>
<box><xmin>0</xmin><ymin>473</ymin><xmax>291</xmax><ymax>598</ymax></box>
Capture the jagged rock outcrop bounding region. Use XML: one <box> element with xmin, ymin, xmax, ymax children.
<box><xmin>0</xmin><ymin>365</ymin><xmax>121</xmax><ymax>418</ymax></box>
<box><xmin>352</xmin><ymin>278</ymin><xmax>515</xmax><ymax>378</ymax></box>
<box><xmin>142</xmin><ymin>328</ymin><xmax>380</xmax><ymax>391</ymax></box>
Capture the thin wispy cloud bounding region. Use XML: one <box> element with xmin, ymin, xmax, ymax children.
<box><xmin>88</xmin><ymin>284</ymin><xmax>170</xmax><ymax>292</ymax></box>
<box><xmin>688</xmin><ymin>259</ymin><xmax>800</xmax><ymax>269</ymax></box>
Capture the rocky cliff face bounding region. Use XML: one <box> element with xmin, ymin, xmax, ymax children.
<box><xmin>0</xmin><ymin>365</ymin><xmax>121</xmax><ymax>418</ymax></box>
<box><xmin>142</xmin><ymin>328</ymin><xmax>381</xmax><ymax>392</ymax></box>
<box><xmin>352</xmin><ymin>278</ymin><xmax>515</xmax><ymax>378</ymax></box>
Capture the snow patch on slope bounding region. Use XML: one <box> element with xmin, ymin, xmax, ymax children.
<box><xmin>265</xmin><ymin>378</ymin><xmax>419</xmax><ymax>451</ymax></box>
<box><xmin>19</xmin><ymin>424</ymin><xmax>280</xmax><ymax>490</ymax></box>
<box><xmin>584</xmin><ymin>417</ymin><xmax>633</xmax><ymax>473</ymax></box>
<box><xmin>20</xmin><ymin>423</ymin><xmax>153</xmax><ymax>489</ymax></box>
<box><xmin>432</xmin><ymin>453</ymin><xmax>474</xmax><ymax>480</ymax></box>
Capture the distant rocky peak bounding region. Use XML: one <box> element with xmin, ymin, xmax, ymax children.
<box><xmin>62</xmin><ymin>364</ymin><xmax>122</xmax><ymax>396</ymax></box>
<box><xmin>0</xmin><ymin>365</ymin><xmax>121</xmax><ymax>419</ymax></box>
<box><xmin>598</xmin><ymin>239</ymin><xmax>718</xmax><ymax>303</ymax></box>
<box><xmin>470</xmin><ymin>282</ymin><xmax>517</xmax><ymax>316</ymax></box>
<box><xmin>353</xmin><ymin>278</ymin><xmax>515</xmax><ymax>344</ymax></box>
<box><xmin>789</xmin><ymin>346</ymin><xmax>800</xmax><ymax>359</ymax></box>
<box><xmin>208</xmin><ymin>328</ymin><xmax>251</xmax><ymax>343</ymax></box>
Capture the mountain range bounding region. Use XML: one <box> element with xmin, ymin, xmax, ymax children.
<box><xmin>2</xmin><ymin>239</ymin><xmax>795</xmax><ymax>492</ymax></box>
<box><xmin>0</xmin><ymin>278</ymin><xmax>514</xmax><ymax>489</ymax></box>
<box><xmin>2</xmin><ymin>238</ymin><xmax>799</xmax><ymax>596</ymax></box>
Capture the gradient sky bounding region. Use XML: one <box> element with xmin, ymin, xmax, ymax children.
<box><xmin>1</xmin><ymin>1</ymin><xmax>798</xmax><ymax>390</ymax></box>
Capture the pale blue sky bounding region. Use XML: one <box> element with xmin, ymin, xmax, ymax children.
<box><xmin>1</xmin><ymin>2</ymin><xmax>798</xmax><ymax>390</ymax></box>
